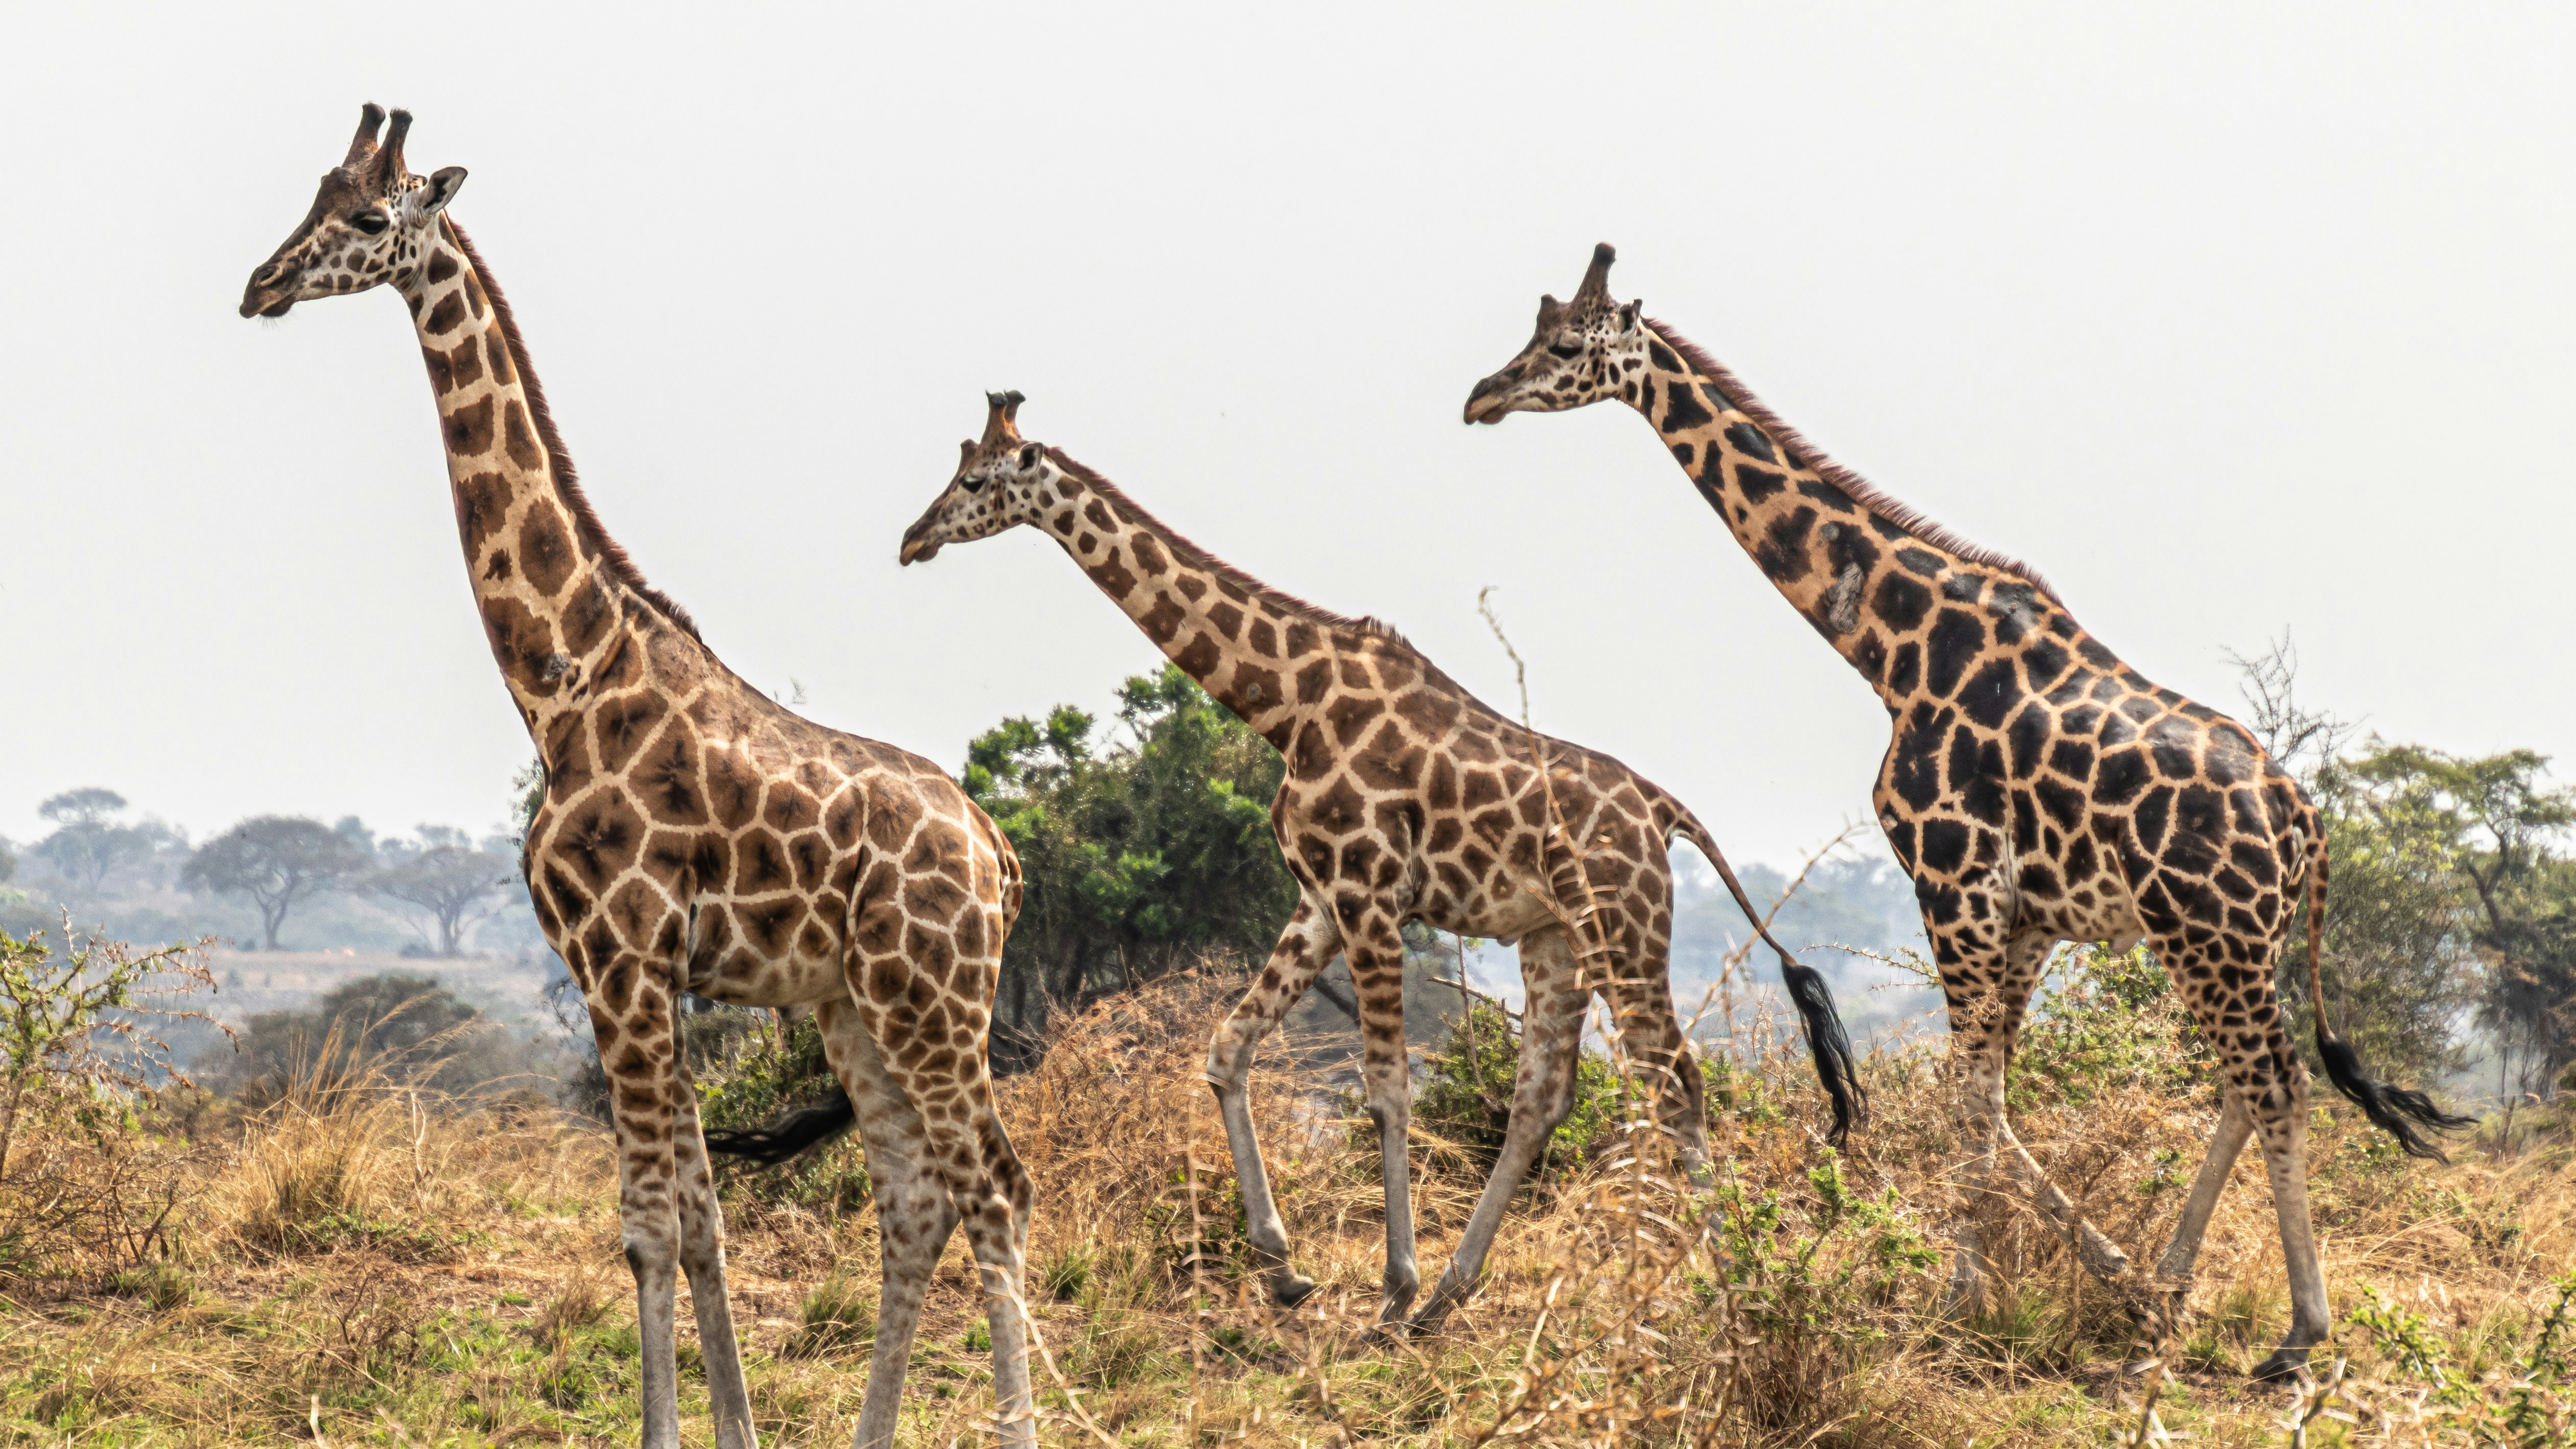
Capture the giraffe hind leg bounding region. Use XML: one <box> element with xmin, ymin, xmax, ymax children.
<box><xmin>2156</xmin><ymin>934</ymin><xmax>2333</xmax><ymax>1380</ymax></box>
<box><xmin>2142</xmin><ymin>1090</ymin><xmax>2255</xmax><ymax>1342</ymax></box>
<box><xmin>816</xmin><ymin>997</ymin><xmax>962</xmax><ymax>1449</ymax></box>
<box><xmin>1344</xmin><ymin>906</ymin><xmax>1423</xmax><ymax>1328</ymax></box>
<box><xmin>1408</xmin><ymin>925</ymin><xmax>1587</xmax><ymax>1336</ymax></box>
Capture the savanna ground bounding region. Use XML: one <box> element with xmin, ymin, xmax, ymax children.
<box><xmin>1</xmin><ymin>951</ymin><xmax>2570</xmax><ymax>1447</ymax></box>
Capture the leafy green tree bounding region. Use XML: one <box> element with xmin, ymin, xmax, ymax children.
<box><xmin>2341</xmin><ymin>746</ymin><xmax>2576</xmax><ymax>1102</ymax></box>
<box><xmin>181</xmin><ymin>816</ymin><xmax>372</xmax><ymax>951</ymax></box>
<box><xmin>2235</xmin><ymin>641</ymin><xmax>2477</xmax><ymax>1084</ymax></box>
<box><xmin>965</xmin><ymin>664</ymin><xmax>1297</xmax><ymax>1064</ymax></box>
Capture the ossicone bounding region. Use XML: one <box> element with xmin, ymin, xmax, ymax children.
<box><xmin>1575</xmin><ymin>241</ymin><xmax>1617</xmax><ymax>302</ymax></box>
<box><xmin>343</xmin><ymin>102</ymin><xmax>388</xmax><ymax>168</ymax></box>
<box><xmin>372</xmin><ymin>108</ymin><xmax>414</xmax><ymax>185</ymax></box>
<box><xmin>979</xmin><ymin>389</ymin><xmax>1027</xmax><ymax>446</ymax></box>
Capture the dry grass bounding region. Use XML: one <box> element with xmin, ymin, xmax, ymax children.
<box><xmin>0</xmin><ymin>971</ymin><xmax>2564</xmax><ymax>1444</ymax></box>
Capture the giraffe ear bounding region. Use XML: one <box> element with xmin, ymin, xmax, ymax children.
<box><xmin>1016</xmin><ymin>443</ymin><xmax>1042</xmax><ymax>470</ymax></box>
<box><xmin>413</xmin><ymin>166</ymin><xmax>467</xmax><ymax>219</ymax></box>
<box><xmin>1616</xmin><ymin>300</ymin><xmax>1642</xmax><ymax>334</ymax></box>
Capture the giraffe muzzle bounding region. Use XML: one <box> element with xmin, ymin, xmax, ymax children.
<box><xmin>239</xmin><ymin>265</ymin><xmax>298</xmax><ymax>319</ymax></box>
<box><xmin>1462</xmin><ymin>373</ymin><xmax>1515</xmax><ymax>425</ymax></box>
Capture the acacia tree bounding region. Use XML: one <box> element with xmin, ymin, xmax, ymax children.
<box><xmin>368</xmin><ymin>828</ymin><xmax>515</xmax><ymax>957</ymax></box>
<box><xmin>182</xmin><ymin>816</ymin><xmax>372</xmax><ymax>951</ymax></box>
<box><xmin>31</xmin><ymin>788</ymin><xmax>173</xmax><ymax>892</ymax></box>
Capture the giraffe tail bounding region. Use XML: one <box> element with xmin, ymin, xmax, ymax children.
<box><xmin>2302</xmin><ymin>821</ymin><xmax>2474</xmax><ymax>1160</ymax></box>
<box><xmin>701</xmin><ymin>1088</ymin><xmax>858</xmax><ymax>1166</ymax></box>
<box><xmin>1662</xmin><ymin>802</ymin><xmax>1865</xmax><ymax>1148</ymax></box>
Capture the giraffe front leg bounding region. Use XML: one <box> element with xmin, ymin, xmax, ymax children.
<box><xmin>588</xmin><ymin>996</ymin><xmax>689</xmax><ymax>1449</ymax></box>
<box><xmin>1409</xmin><ymin>927</ymin><xmax>1587</xmax><ymax>1337</ymax></box>
<box><xmin>670</xmin><ymin>1084</ymin><xmax>757</xmax><ymax>1449</ymax></box>
<box><xmin>1203</xmin><ymin>894</ymin><xmax>1341</xmax><ymax>1307</ymax></box>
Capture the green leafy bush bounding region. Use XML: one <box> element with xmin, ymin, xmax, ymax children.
<box><xmin>1408</xmin><ymin>1001</ymin><xmax>1625</xmax><ymax>1182</ymax></box>
<box><xmin>695</xmin><ymin>1013</ymin><xmax>869</xmax><ymax>1213</ymax></box>
<box><xmin>2006</xmin><ymin>942</ymin><xmax>2211</xmax><ymax>1112</ymax></box>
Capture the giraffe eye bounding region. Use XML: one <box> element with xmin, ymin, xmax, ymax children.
<box><xmin>1547</xmin><ymin>342</ymin><xmax>1584</xmax><ymax>360</ymax></box>
<box><xmin>349</xmin><ymin>211</ymin><xmax>390</xmax><ymax>235</ymax></box>
<box><xmin>961</xmin><ymin>474</ymin><xmax>988</xmax><ymax>493</ymax></box>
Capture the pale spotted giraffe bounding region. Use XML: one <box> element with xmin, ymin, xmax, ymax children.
<box><xmin>1463</xmin><ymin>244</ymin><xmax>2473</xmax><ymax>1378</ymax></box>
<box><xmin>893</xmin><ymin>392</ymin><xmax>1861</xmax><ymax>1337</ymax></box>
<box><xmin>240</xmin><ymin>105</ymin><xmax>1039</xmax><ymax>1449</ymax></box>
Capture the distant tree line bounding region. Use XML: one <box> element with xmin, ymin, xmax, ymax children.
<box><xmin>4</xmin><ymin>789</ymin><xmax>520</xmax><ymax>957</ymax></box>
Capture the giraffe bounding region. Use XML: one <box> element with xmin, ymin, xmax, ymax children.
<box><xmin>1461</xmin><ymin>244</ymin><xmax>2475</xmax><ymax>1378</ymax></box>
<box><xmin>892</xmin><ymin>391</ymin><xmax>1861</xmax><ymax>1337</ymax></box>
<box><xmin>238</xmin><ymin>105</ymin><xmax>1042</xmax><ymax>1449</ymax></box>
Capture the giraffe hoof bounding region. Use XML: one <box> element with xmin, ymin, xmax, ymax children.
<box><xmin>1269</xmin><ymin>1272</ymin><xmax>1318</xmax><ymax>1309</ymax></box>
<box><xmin>1356</xmin><ymin>1320</ymin><xmax>1410</xmax><ymax>1350</ymax></box>
<box><xmin>2250</xmin><ymin>1349</ymin><xmax>2312</xmax><ymax>1384</ymax></box>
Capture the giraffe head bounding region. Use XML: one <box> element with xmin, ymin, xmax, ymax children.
<box><xmin>1461</xmin><ymin>243</ymin><xmax>1648</xmax><ymax>424</ymax></box>
<box><xmin>239</xmin><ymin>104</ymin><xmax>467</xmax><ymax>319</ymax></box>
<box><xmin>899</xmin><ymin>391</ymin><xmax>1057</xmax><ymax>564</ymax></box>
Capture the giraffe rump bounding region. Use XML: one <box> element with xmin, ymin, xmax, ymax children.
<box><xmin>1641</xmin><ymin>318</ymin><xmax>2066</xmax><ymax>608</ymax></box>
<box><xmin>444</xmin><ymin>221</ymin><xmax>703</xmax><ymax>644</ymax></box>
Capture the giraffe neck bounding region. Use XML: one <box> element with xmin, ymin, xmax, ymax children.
<box><xmin>1035</xmin><ymin>461</ymin><xmax>1366</xmax><ymax>748</ymax></box>
<box><xmin>401</xmin><ymin>220</ymin><xmax>689</xmax><ymax>736</ymax></box>
<box><xmin>1624</xmin><ymin>323</ymin><xmax>2088</xmax><ymax>710</ymax></box>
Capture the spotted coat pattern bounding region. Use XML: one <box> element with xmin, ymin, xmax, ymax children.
<box><xmin>900</xmin><ymin>393</ymin><xmax>1810</xmax><ymax>1336</ymax></box>
<box><xmin>241</xmin><ymin>106</ymin><xmax>1036</xmax><ymax>1449</ymax></box>
<box><xmin>1464</xmin><ymin>245</ymin><xmax>2353</xmax><ymax>1376</ymax></box>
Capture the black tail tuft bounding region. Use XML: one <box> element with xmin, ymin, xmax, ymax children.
<box><xmin>1780</xmin><ymin>956</ymin><xmax>1866</xmax><ymax>1149</ymax></box>
<box><xmin>701</xmin><ymin>1087</ymin><xmax>859</xmax><ymax>1167</ymax></box>
<box><xmin>2314</xmin><ymin>1031</ymin><xmax>2475</xmax><ymax>1162</ymax></box>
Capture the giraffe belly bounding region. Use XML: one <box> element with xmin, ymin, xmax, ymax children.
<box><xmin>681</xmin><ymin>898</ymin><xmax>855</xmax><ymax>1009</ymax></box>
<box><xmin>2010</xmin><ymin>852</ymin><xmax>2146</xmax><ymax>952</ymax></box>
<box><xmin>1413</xmin><ymin>880</ymin><xmax>1558</xmax><ymax>945</ymax></box>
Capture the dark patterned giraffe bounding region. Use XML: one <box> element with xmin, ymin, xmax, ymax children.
<box><xmin>893</xmin><ymin>391</ymin><xmax>1859</xmax><ymax>1336</ymax></box>
<box><xmin>1462</xmin><ymin>244</ymin><xmax>2472</xmax><ymax>1378</ymax></box>
<box><xmin>239</xmin><ymin>105</ymin><xmax>1041</xmax><ymax>1449</ymax></box>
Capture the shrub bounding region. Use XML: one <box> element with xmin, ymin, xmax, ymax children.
<box><xmin>1406</xmin><ymin>1000</ymin><xmax>1625</xmax><ymax>1182</ymax></box>
<box><xmin>696</xmin><ymin>1012</ymin><xmax>871</xmax><ymax>1213</ymax></box>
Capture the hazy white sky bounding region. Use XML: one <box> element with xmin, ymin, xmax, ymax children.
<box><xmin>4</xmin><ymin>5</ymin><xmax>2570</xmax><ymax>873</ymax></box>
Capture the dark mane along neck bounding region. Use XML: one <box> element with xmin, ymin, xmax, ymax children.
<box><xmin>1043</xmin><ymin>448</ymin><xmax>1411</xmax><ymax>645</ymax></box>
<box><xmin>1643</xmin><ymin>317</ymin><xmax>2063</xmax><ymax>608</ymax></box>
<box><xmin>444</xmin><ymin>221</ymin><xmax>702</xmax><ymax>643</ymax></box>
